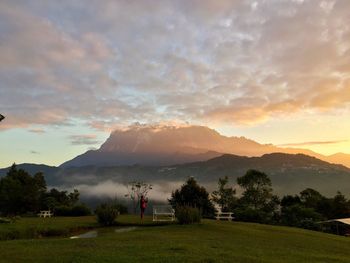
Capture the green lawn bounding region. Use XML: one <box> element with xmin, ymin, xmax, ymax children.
<box><xmin>1</xmin><ymin>216</ymin><xmax>350</xmax><ymax>262</ymax></box>
<box><xmin>0</xmin><ymin>216</ymin><xmax>97</xmax><ymax>240</ymax></box>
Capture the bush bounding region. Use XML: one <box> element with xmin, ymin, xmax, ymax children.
<box><xmin>114</xmin><ymin>203</ymin><xmax>128</xmax><ymax>215</ymax></box>
<box><xmin>175</xmin><ymin>206</ymin><xmax>201</xmax><ymax>224</ymax></box>
<box><xmin>54</xmin><ymin>205</ymin><xmax>71</xmax><ymax>216</ymax></box>
<box><xmin>54</xmin><ymin>204</ymin><xmax>91</xmax><ymax>216</ymax></box>
<box><xmin>70</xmin><ymin>204</ymin><xmax>91</xmax><ymax>216</ymax></box>
<box><xmin>95</xmin><ymin>203</ymin><xmax>119</xmax><ymax>226</ymax></box>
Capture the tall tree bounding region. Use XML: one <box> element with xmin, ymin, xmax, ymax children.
<box><xmin>236</xmin><ymin>170</ymin><xmax>279</xmax><ymax>223</ymax></box>
<box><xmin>212</xmin><ymin>176</ymin><xmax>237</xmax><ymax>212</ymax></box>
<box><xmin>0</xmin><ymin>164</ymin><xmax>47</xmax><ymax>215</ymax></box>
<box><xmin>169</xmin><ymin>177</ymin><xmax>215</xmax><ymax>217</ymax></box>
<box><xmin>237</xmin><ymin>169</ymin><xmax>274</xmax><ymax>210</ymax></box>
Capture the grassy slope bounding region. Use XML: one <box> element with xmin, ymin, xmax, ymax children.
<box><xmin>1</xmin><ymin>216</ymin><xmax>350</xmax><ymax>263</ymax></box>
<box><xmin>0</xmin><ymin>216</ymin><xmax>97</xmax><ymax>240</ymax></box>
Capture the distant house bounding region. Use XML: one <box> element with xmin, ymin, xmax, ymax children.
<box><xmin>319</xmin><ymin>218</ymin><xmax>350</xmax><ymax>236</ymax></box>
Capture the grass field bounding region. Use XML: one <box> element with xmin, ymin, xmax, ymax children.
<box><xmin>1</xmin><ymin>216</ymin><xmax>350</xmax><ymax>262</ymax></box>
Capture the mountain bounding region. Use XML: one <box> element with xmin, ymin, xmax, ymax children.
<box><xmin>326</xmin><ymin>153</ymin><xmax>350</xmax><ymax>168</ymax></box>
<box><xmin>57</xmin><ymin>153</ymin><xmax>350</xmax><ymax>197</ymax></box>
<box><xmin>62</xmin><ymin>125</ymin><xmax>336</xmax><ymax>168</ymax></box>
<box><xmin>3</xmin><ymin>153</ymin><xmax>350</xmax><ymax>197</ymax></box>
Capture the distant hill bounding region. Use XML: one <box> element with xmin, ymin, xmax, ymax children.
<box><xmin>56</xmin><ymin>153</ymin><xmax>350</xmax><ymax>197</ymax></box>
<box><xmin>326</xmin><ymin>153</ymin><xmax>350</xmax><ymax>168</ymax></box>
<box><xmin>61</xmin><ymin>125</ymin><xmax>347</xmax><ymax>168</ymax></box>
<box><xmin>3</xmin><ymin>153</ymin><xmax>350</xmax><ymax>198</ymax></box>
<box><xmin>0</xmin><ymin>163</ymin><xmax>59</xmax><ymax>185</ymax></box>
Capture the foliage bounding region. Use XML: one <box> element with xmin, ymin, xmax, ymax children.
<box><xmin>95</xmin><ymin>203</ymin><xmax>119</xmax><ymax>226</ymax></box>
<box><xmin>125</xmin><ymin>181</ymin><xmax>152</xmax><ymax>214</ymax></box>
<box><xmin>211</xmin><ymin>176</ymin><xmax>237</xmax><ymax>212</ymax></box>
<box><xmin>175</xmin><ymin>206</ymin><xmax>201</xmax><ymax>224</ymax></box>
<box><xmin>44</xmin><ymin>188</ymin><xmax>80</xmax><ymax>210</ymax></box>
<box><xmin>113</xmin><ymin>203</ymin><xmax>128</xmax><ymax>215</ymax></box>
<box><xmin>281</xmin><ymin>204</ymin><xmax>323</xmax><ymax>229</ymax></box>
<box><xmin>280</xmin><ymin>189</ymin><xmax>350</xmax><ymax>231</ymax></box>
<box><xmin>0</xmin><ymin>164</ymin><xmax>46</xmax><ymax>215</ymax></box>
<box><xmin>236</xmin><ymin>170</ymin><xmax>279</xmax><ymax>223</ymax></box>
<box><xmin>54</xmin><ymin>204</ymin><xmax>91</xmax><ymax>217</ymax></box>
<box><xmin>169</xmin><ymin>177</ymin><xmax>215</xmax><ymax>218</ymax></box>
<box><xmin>0</xmin><ymin>164</ymin><xmax>84</xmax><ymax>216</ymax></box>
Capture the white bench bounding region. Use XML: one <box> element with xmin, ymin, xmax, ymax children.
<box><xmin>38</xmin><ymin>210</ymin><xmax>53</xmax><ymax>218</ymax></box>
<box><xmin>215</xmin><ymin>207</ymin><xmax>234</xmax><ymax>221</ymax></box>
<box><xmin>153</xmin><ymin>205</ymin><xmax>175</xmax><ymax>222</ymax></box>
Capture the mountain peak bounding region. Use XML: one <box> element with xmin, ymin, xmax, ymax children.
<box><xmin>60</xmin><ymin>125</ymin><xmax>350</xmax><ymax>168</ymax></box>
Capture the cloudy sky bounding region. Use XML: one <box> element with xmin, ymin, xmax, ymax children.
<box><xmin>1</xmin><ymin>0</ymin><xmax>350</xmax><ymax>167</ymax></box>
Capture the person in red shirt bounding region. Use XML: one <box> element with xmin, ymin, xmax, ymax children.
<box><xmin>140</xmin><ymin>195</ymin><xmax>147</xmax><ymax>223</ymax></box>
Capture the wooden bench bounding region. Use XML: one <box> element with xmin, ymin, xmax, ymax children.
<box><xmin>38</xmin><ymin>210</ymin><xmax>53</xmax><ymax>218</ymax></box>
<box><xmin>215</xmin><ymin>206</ymin><xmax>234</xmax><ymax>221</ymax></box>
<box><xmin>153</xmin><ymin>205</ymin><xmax>175</xmax><ymax>222</ymax></box>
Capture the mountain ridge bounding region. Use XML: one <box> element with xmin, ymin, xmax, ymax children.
<box><xmin>60</xmin><ymin>125</ymin><xmax>350</xmax><ymax>168</ymax></box>
<box><xmin>2</xmin><ymin>152</ymin><xmax>350</xmax><ymax>197</ymax></box>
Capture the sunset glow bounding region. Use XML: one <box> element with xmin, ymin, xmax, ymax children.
<box><xmin>1</xmin><ymin>0</ymin><xmax>350</xmax><ymax>167</ymax></box>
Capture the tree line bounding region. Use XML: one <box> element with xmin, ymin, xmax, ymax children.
<box><xmin>0</xmin><ymin>164</ymin><xmax>90</xmax><ymax>216</ymax></box>
<box><xmin>169</xmin><ymin>169</ymin><xmax>350</xmax><ymax>230</ymax></box>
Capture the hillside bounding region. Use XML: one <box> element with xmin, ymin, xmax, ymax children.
<box><xmin>57</xmin><ymin>153</ymin><xmax>350</xmax><ymax>197</ymax></box>
<box><xmin>2</xmin><ymin>153</ymin><xmax>350</xmax><ymax>197</ymax></box>
<box><xmin>1</xmin><ymin>216</ymin><xmax>350</xmax><ymax>262</ymax></box>
<box><xmin>0</xmin><ymin>163</ymin><xmax>59</xmax><ymax>185</ymax></box>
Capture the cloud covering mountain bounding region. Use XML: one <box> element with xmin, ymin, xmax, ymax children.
<box><xmin>61</xmin><ymin>125</ymin><xmax>350</xmax><ymax>168</ymax></box>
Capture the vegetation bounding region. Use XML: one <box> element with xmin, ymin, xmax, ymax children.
<box><xmin>54</xmin><ymin>204</ymin><xmax>91</xmax><ymax>217</ymax></box>
<box><xmin>175</xmin><ymin>206</ymin><xmax>201</xmax><ymax>224</ymax></box>
<box><xmin>0</xmin><ymin>164</ymin><xmax>89</xmax><ymax>217</ymax></box>
<box><xmin>169</xmin><ymin>177</ymin><xmax>215</xmax><ymax>217</ymax></box>
<box><xmin>125</xmin><ymin>181</ymin><xmax>152</xmax><ymax>214</ymax></box>
<box><xmin>1</xmin><ymin>216</ymin><xmax>350</xmax><ymax>262</ymax></box>
<box><xmin>235</xmin><ymin>170</ymin><xmax>279</xmax><ymax>224</ymax></box>
<box><xmin>211</xmin><ymin>176</ymin><xmax>237</xmax><ymax>212</ymax></box>
<box><xmin>95</xmin><ymin>203</ymin><xmax>119</xmax><ymax>226</ymax></box>
<box><xmin>0</xmin><ymin>216</ymin><xmax>96</xmax><ymax>240</ymax></box>
<box><xmin>0</xmin><ymin>164</ymin><xmax>46</xmax><ymax>215</ymax></box>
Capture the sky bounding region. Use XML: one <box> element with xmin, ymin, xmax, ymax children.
<box><xmin>1</xmin><ymin>0</ymin><xmax>350</xmax><ymax>168</ymax></box>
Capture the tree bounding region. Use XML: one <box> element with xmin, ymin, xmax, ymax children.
<box><xmin>237</xmin><ymin>169</ymin><xmax>275</xmax><ymax>210</ymax></box>
<box><xmin>211</xmin><ymin>176</ymin><xmax>237</xmax><ymax>212</ymax></box>
<box><xmin>300</xmin><ymin>188</ymin><xmax>324</xmax><ymax>209</ymax></box>
<box><xmin>169</xmin><ymin>177</ymin><xmax>215</xmax><ymax>217</ymax></box>
<box><xmin>236</xmin><ymin>170</ymin><xmax>279</xmax><ymax>223</ymax></box>
<box><xmin>44</xmin><ymin>188</ymin><xmax>81</xmax><ymax>210</ymax></box>
<box><xmin>125</xmin><ymin>181</ymin><xmax>152</xmax><ymax>214</ymax></box>
<box><xmin>0</xmin><ymin>164</ymin><xmax>47</xmax><ymax>215</ymax></box>
<box><xmin>330</xmin><ymin>192</ymin><xmax>350</xmax><ymax>219</ymax></box>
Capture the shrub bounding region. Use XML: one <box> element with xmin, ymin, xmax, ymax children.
<box><xmin>70</xmin><ymin>204</ymin><xmax>91</xmax><ymax>216</ymax></box>
<box><xmin>175</xmin><ymin>206</ymin><xmax>201</xmax><ymax>224</ymax></box>
<box><xmin>169</xmin><ymin>177</ymin><xmax>215</xmax><ymax>218</ymax></box>
<box><xmin>95</xmin><ymin>203</ymin><xmax>119</xmax><ymax>226</ymax></box>
<box><xmin>114</xmin><ymin>203</ymin><xmax>128</xmax><ymax>215</ymax></box>
<box><xmin>54</xmin><ymin>205</ymin><xmax>71</xmax><ymax>216</ymax></box>
<box><xmin>54</xmin><ymin>204</ymin><xmax>91</xmax><ymax>216</ymax></box>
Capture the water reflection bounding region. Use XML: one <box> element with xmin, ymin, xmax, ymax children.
<box><xmin>70</xmin><ymin>227</ymin><xmax>137</xmax><ymax>239</ymax></box>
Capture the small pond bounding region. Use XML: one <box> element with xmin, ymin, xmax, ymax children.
<box><xmin>70</xmin><ymin>227</ymin><xmax>138</xmax><ymax>239</ymax></box>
